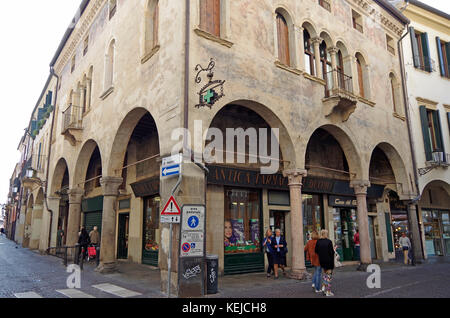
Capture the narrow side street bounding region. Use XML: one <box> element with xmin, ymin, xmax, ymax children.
<box><xmin>1</xmin><ymin>235</ymin><xmax>449</xmax><ymax>298</ymax></box>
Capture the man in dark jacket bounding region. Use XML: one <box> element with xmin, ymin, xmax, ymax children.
<box><xmin>78</xmin><ymin>227</ymin><xmax>90</xmax><ymax>260</ymax></box>
<box><xmin>315</xmin><ymin>229</ymin><xmax>335</xmax><ymax>296</ymax></box>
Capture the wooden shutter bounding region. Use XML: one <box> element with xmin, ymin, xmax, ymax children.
<box><xmin>436</xmin><ymin>37</ymin><xmax>446</xmax><ymax>76</ymax></box>
<box><xmin>433</xmin><ymin>110</ymin><xmax>445</xmax><ymax>155</ymax></box>
<box><xmin>276</xmin><ymin>13</ymin><xmax>290</xmax><ymax>66</ymax></box>
<box><xmin>357</xmin><ymin>58</ymin><xmax>364</xmax><ymax>98</ymax></box>
<box><xmin>409</xmin><ymin>27</ymin><xmax>420</xmax><ymax>68</ymax></box>
<box><xmin>446</xmin><ymin>43</ymin><xmax>450</xmax><ymax>77</ymax></box>
<box><xmin>153</xmin><ymin>1</ymin><xmax>159</xmax><ymax>46</ymax></box>
<box><xmin>200</xmin><ymin>0</ymin><xmax>220</xmax><ymax>37</ymax></box>
<box><xmin>385</xmin><ymin>213</ymin><xmax>394</xmax><ymax>253</ymax></box>
<box><xmin>421</xmin><ymin>33</ymin><xmax>431</xmax><ymax>72</ymax></box>
<box><xmin>419</xmin><ymin>106</ymin><xmax>433</xmax><ymax>161</ymax></box>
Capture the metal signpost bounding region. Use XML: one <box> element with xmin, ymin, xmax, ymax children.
<box><xmin>161</xmin><ymin>153</ymin><xmax>183</xmax><ymax>298</ymax></box>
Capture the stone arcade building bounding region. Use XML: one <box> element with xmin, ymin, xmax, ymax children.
<box><xmin>13</xmin><ymin>0</ymin><xmax>421</xmax><ymax>296</ymax></box>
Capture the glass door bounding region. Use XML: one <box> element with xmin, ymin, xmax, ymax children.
<box><xmin>368</xmin><ymin>216</ymin><xmax>377</xmax><ymax>260</ymax></box>
<box><xmin>442</xmin><ymin>211</ymin><xmax>450</xmax><ymax>256</ymax></box>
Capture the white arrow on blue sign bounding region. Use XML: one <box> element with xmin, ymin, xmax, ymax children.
<box><xmin>162</xmin><ymin>164</ymin><xmax>181</xmax><ymax>177</ymax></box>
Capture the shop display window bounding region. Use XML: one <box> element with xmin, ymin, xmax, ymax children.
<box><xmin>143</xmin><ymin>196</ymin><xmax>160</xmax><ymax>252</ymax></box>
<box><xmin>224</xmin><ymin>189</ymin><xmax>261</xmax><ymax>254</ymax></box>
<box><xmin>302</xmin><ymin>194</ymin><xmax>324</xmax><ymax>241</ymax></box>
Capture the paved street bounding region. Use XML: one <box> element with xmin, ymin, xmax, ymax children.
<box><xmin>1</xmin><ymin>235</ymin><xmax>449</xmax><ymax>298</ymax></box>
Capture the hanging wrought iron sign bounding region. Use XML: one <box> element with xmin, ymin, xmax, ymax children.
<box><xmin>195</xmin><ymin>58</ymin><xmax>225</xmax><ymax>109</ymax></box>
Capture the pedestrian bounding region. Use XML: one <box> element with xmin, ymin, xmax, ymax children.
<box><xmin>353</xmin><ymin>229</ymin><xmax>360</xmax><ymax>261</ymax></box>
<box><xmin>89</xmin><ymin>226</ymin><xmax>100</xmax><ymax>246</ymax></box>
<box><xmin>399</xmin><ymin>232</ymin><xmax>411</xmax><ymax>265</ymax></box>
<box><xmin>315</xmin><ymin>229</ymin><xmax>335</xmax><ymax>296</ymax></box>
<box><xmin>304</xmin><ymin>230</ymin><xmax>322</xmax><ymax>293</ymax></box>
<box><xmin>57</xmin><ymin>226</ymin><xmax>64</xmax><ymax>247</ymax></box>
<box><xmin>263</xmin><ymin>229</ymin><xmax>274</xmax><ymax>278</ymax></box>
<box><xmin>271</xmin><ymin>229</ymin><xmax>287</xmax><ymax>279</ymax></box>
<box><xmin>78</xmin><ymin>227</ymin><xmax>90</xmax><ymax>260</ymax></box>
<box><xmin>0</xmin><ymin>227</ymin><xmax>4</xmax><ymax>237</ymax></box>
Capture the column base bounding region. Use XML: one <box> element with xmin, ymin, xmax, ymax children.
<box><xmin>95</xmin><ymin>262</ymin><xmax>117</xmax><ymax>274</ymax></box>
<box><xmin>289</xmin><ymin>268</ymin><xmax>308</xmax><ymax>280</ymax></box>
<box><xmin>356</xmin><ymin>263</ymin><xmax>372</xmax><ymax>271</ymax></box>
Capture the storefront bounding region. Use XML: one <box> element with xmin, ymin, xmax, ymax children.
<box><xmin>422</xmin><ymin>209</ymin><xmax>450</xmax><ymax>256</ymax></box>
<box><xmin>82</xmin><ymin>196</ymin><xmax>103</xmax><ymax>234</ymax></box>
<box><xmin>117</xmin><ymin>198</ymin><xmax>131</xmax><ymax>259</ymax></box>
<box><xmin>130</xmin><ymin>177</ymin><xmax>160</xmax><ymax>267</ymax></box>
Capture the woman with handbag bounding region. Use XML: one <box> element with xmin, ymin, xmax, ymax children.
<box><xmin>271</xmin><ymin>229</ymin><xmax>287</xmax><ymax>279</ymax></box>
<box><xmin>315</xmin><ymin>229</ymin><xmax>335</xmax><ymax>296</ymax></box>
<box><xmin>263</xmin><ymin>229</ymin><xmax>274</xmax><ymax>278</ymax></box>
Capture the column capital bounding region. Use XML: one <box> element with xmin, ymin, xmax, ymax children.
<box><xmin>327</xmin><ymin>46</ymin><xmax>339</xmax><ymax>54</ymax></box>
<box><xmin>294</xmin><ymin>25</ymin><xmax>304</xmax><ymax>33</ymax></box>
<box><xmin>283</xmin><ymin>169</ymin><xmax>307</xmax><ymax>186</ymax></box>
<box><xmin>350</xmin><ymin>180</ymin><xmax>371</xmax><ymax>195</ymax></box>
<box><xmin>68</xmin><ymin>187</ymin><xmax>84</xmax><ymax>204</ymax></box>
<box><xmin>100</xmin><ymin>176</ymin><xmax>123</xmax><ymax>196</ymax></box>
<box><xmin>311</xmin><ymin>37</ymin><xmax>323</xmax><ymax>45</ymax></box>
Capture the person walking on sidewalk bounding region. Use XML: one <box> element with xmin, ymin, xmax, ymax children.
<box><xmin>353</xmin><ymin>229</ymin><xmax>360</xmax><ymax>261</ymax></box>
<box><xmin>315</xmin><ymin>229</ymin><xmax>335</xmax><ymax>297</ymax></box>
<box><xmin>263</xmin><ymin>229</ymin><xmax>274</xmax><ymax>278</ymax></box>
<box><xmin>89</xmin><ymin>226</ymin><xmax>100</xmax><ymax>246</ymax></box>
<box><xmin>78</xmin><ymin>227</ymin><xmax>90</xmax><ymax>261</ymax></box>
<box><xmin>0</xmin><ymin>227</ymin><xmax>4</xmax><ymax>237</ymax></box>
<box><xmin>271</xmin><ymin>229</ymin><xmax>287</xmax><ymax>279</ymax></box>
<box><xmin>305</xmin><ymin>231</ymin><xmax>321</xmax><ymax>293</ymax></box>
<box><xmin>399</xmin><ymin>232</ymin><xmax>411</xmax><ymax>265</ymax></box>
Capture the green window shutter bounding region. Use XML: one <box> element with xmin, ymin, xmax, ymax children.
<box><xmin>433</xmin><ymin>110</ymin><xmax>445</xmax><ymax>155</ymax></box>
<box><xmin>31</xmin><ymin>120</ymin><xmax>37</xmax><ymax>132</ymax></box>
<box><xmin>419</xmin><ymin>106</ymin><xmax>433</xmax><ymax>161</ymax></box>
<box><xmin>436</xmin><ymin>37</ymin><xmax>446</xmax><ymax>76</ymax></box>
<box><xmin>385</xmin><ymin>213</ymin><xmax>394</xmax><ymax>253</ymax></box>
<box><xmin>46</xmin><ymin>91</ymin><xmax>53</xmax><ymax>106</ymax></box>
<box><xmin>409</xmin><ymin>27</ymin><xmax>420</xmax><ymax>68</ymax></box>
<box><xmin>421</xmin><ymin>32</ymin><xmax>431</xmax><ymax>72</ymax></box>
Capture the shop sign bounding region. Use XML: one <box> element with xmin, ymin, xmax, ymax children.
<box><xmin>329</xmin><ymin>195</ymin><xmax>357</xmax><ymax>208</ymax></box>
<box><xmin>130</xmin><ymin>177</ymin><xmax>160</xmax><ymax>198</ymax></box>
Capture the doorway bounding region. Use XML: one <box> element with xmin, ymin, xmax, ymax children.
<box><xmin>368</xmin><ymin>216</ymin><xmax>377</xmax><ymax>260</ymax></box>
<box><xmin>269</xmin><ymin>210</ymin><xmax>287</xmax><ymax>236</ymax></box>
<box><xmin>117</xmin><ymin>213</ymin><xmax>129</xmax><ymax>259</ymax></box>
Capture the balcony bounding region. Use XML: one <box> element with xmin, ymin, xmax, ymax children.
<box><xmin>62</xmin><ymin>104</ymin><xmax>83</xmax><ymax>146</ymax></box>
<box><xmin>322</xmin><ymin>70</ymin><xmax>358</xmax><ymax>122</ymax></box>
<box><xmin>419</xmin><ymin>151</ymin><xmax>450</xmax><ymax>176</ymax></box>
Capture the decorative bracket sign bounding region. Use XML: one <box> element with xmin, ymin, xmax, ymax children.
<box><xmin>195</xmin><ymin>58</ymin><xmax>225</xmax><ymax>109</ymax></box>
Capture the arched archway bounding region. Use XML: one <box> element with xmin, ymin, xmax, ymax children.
<box><xmin>23</xmin><ymin>194</ymin><xmax>34</xmax><ymax>248</ymax></box>
<box><xmin>73</xmin><ymin>139</ymin><xmax>103</xmax><ymax>190</ymax></box>
<box><xmin>51</xmin><ymin>158</ymin><xmax>70</xmax><ymax>247</ymax></box>
<box><xmin>29</xmin><ymin>188</ymin><xmax>44</xmax><ymax>250</ymax></box>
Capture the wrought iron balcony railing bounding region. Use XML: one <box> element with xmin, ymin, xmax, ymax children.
<box><xmin>62</xmin><ymin>104</ymin><xmax>83</xmax><ymax>132</ymax></box>
<box><xmin>325</xmin><ymin>69</ymin><xmax>353</xmax><ymax>98</ymax></box>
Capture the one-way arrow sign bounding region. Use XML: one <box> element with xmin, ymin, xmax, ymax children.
<box><xmin>162</xmin><ymin>164</ymin><xmax>181</xmax><ymax>178</ymax></box>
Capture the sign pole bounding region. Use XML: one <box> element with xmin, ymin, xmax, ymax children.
<box><xmin>168</xmin><ymin>222</ymin><xmax>173</xmax><ymax>298</ymax></box>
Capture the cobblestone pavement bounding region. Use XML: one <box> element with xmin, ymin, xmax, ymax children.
<box><xmin>1</xmin><ymin>235</ymin><xmax>449</xmax><ymax>298</ymax></box>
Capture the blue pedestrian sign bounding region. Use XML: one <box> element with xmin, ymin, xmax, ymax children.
<box><xmin>188</xmin><ymin>216</ymin><xmax>200</xmax><ymax>229</ymax></box>
<box><xmin>161</xmin><ymin>164</ymin><xmax>181</xmax><ymax>178</ymax></box>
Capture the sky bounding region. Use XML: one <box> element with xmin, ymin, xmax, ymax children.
<box><xmin>0</xmin><ymin>0</ymin><xmax>449</xmax><ymax>206</ymax></box>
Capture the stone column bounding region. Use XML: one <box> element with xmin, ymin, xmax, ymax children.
<box><xmin>351</xmin><ymin>180</ymin><xmax>372</xmax><ymax>266</ymax></box>
<box><xmin>283</xmin><ymin>169</ymin><xmax>308</xmax><ymax>280</ymax></box>
<box><xmin>328</xmin><ymin>46</ymin><xmax>339</xmax><ymax>91</ymax></box>
<box><xmin>405</xmin><ymin>204</ymin><xmax>423</xmax><ymax>262</ymax></box>
<box><xmin>294</xmin><ymin>26</ymin><xmax>305</xmax><ymax>71</ymax></box>
<box><xmin>311</xmin><ymin>37</ymin><xmax>323</xmax><ymax>79</ymax></box>
<box><xmin>29</xmin><ymin>204</ymin><xmax>43</xmax><ymax>250</ymax></box>
<box><xmin>97</xmin><ymin>176</ymin><xmax>123</xmax><ymax>273</ymax></box>
<box><xmin>66</xmin><ymin>188</ymin><xmax>84</xmax><ymax>248</ymax></box>
<box><xmin>46</xmin><ymin>196</ymin><xmax>62</xmax><ymax>249</ymax></box>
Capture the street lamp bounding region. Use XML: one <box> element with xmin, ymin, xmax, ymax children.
<box><xmin>26</xmin><ymin>168</ymin><xmax>35</xmax><ymax>179</ymax></box>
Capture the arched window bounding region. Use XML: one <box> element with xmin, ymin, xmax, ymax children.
<box><xmin>145</xmin><ymin>0</ymin><xmax>159</xmax><ymax>53</ymax></box>
<box><xmin>355</xmin><ymin>53</ymin><xmax>369</xmax><ymax>98</ymax></box>
<box><xmin>200</xmin><ymin>0</ymin><xmax>221</xmax><ymax>37</ymax></box>
<box><xmin>109</xmin><ymin>0</ymin><xmax>117</xmax><ymax>20</ymax></box>
<box><xmin>105</xmin><ymin>40</ymin><xmax>115</xmax><ymax>89</ymax></box>
<box><xmin>304</xmin><ymin>29</ymin><xmax>315</xmax><ymax>75</ymax></box>
<box><xmin>337</xmin><ymin>50</ymin><xmax>345</xmax><ymax>89</ymax></box>
<box><xmin>276</xmin><ymin>12</ymin><xmax>290</xmax><ymax>66</ymax></box>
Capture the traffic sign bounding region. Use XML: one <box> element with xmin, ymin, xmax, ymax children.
<box><xmin>182</xmin><ymin>205</ymin><xmax>205</xmax><ymax>232</ymax></box>
<box><xmin>180</xmin><ymin>232</ymin><xmax>204</xmax><ymax>258</ymax></box>
<box><xmin>161</xmin><ymin>196</ymin><xmax>181</xmax><ymax>215</ymax></box>
<box><xmin>162</xmin><ymin>164</ymin><xmax>181</xmax><ymax>178</ymax></box>
<box><xmin>162</xmin><ymin>153</ymin><xmax>183</xmax><ymax>167</ymax></box>
<box><xmin>161</xmin><ymin>215</ymin><xmax>180</xmax><ymax>224</ymax></box>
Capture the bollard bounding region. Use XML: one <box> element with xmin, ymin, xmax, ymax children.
<box><xmin>96</xmin><ymin>245</ymin><xmax>100</xmax><ymax>267</ymax></box>
<box><xmin>64</xmin><ymin>247</ymin><xmax>68</xmax><ymax>267</ymax></box>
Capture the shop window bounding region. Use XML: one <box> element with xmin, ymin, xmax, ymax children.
<box><xmin>143</xmin><ymin>196</ymin><xmax>161</xmax><ymax>257</ymax></box>
<box><xmin>302</xmin><ymin>194</ymin><xmax>324</xmax><ymax>242</ymax></box>
<box><xmin>224</xmin><ymin>189</ymin><xmax>261</xmax><ymax>254</ymax></box>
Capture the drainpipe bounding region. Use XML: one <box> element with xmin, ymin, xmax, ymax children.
<box><xmin>398</xmin><ymin>9</ymin><xmax>423</xmax><ymax>262</ymax></box>
<box><xmin>44</xmin><ymin>67</ymin><xmax>60</xmax><ymax>250</ymax></box>
<box><xmin>183</xmin><ymin>0</ymin><xmax>190</xmax><ymax>152</ymax></box>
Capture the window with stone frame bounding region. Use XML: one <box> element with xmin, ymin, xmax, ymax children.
<box><xmin>200</xmin><ymin>0</ymin><xmax>221</xmax><ymax>37</ymax></box>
